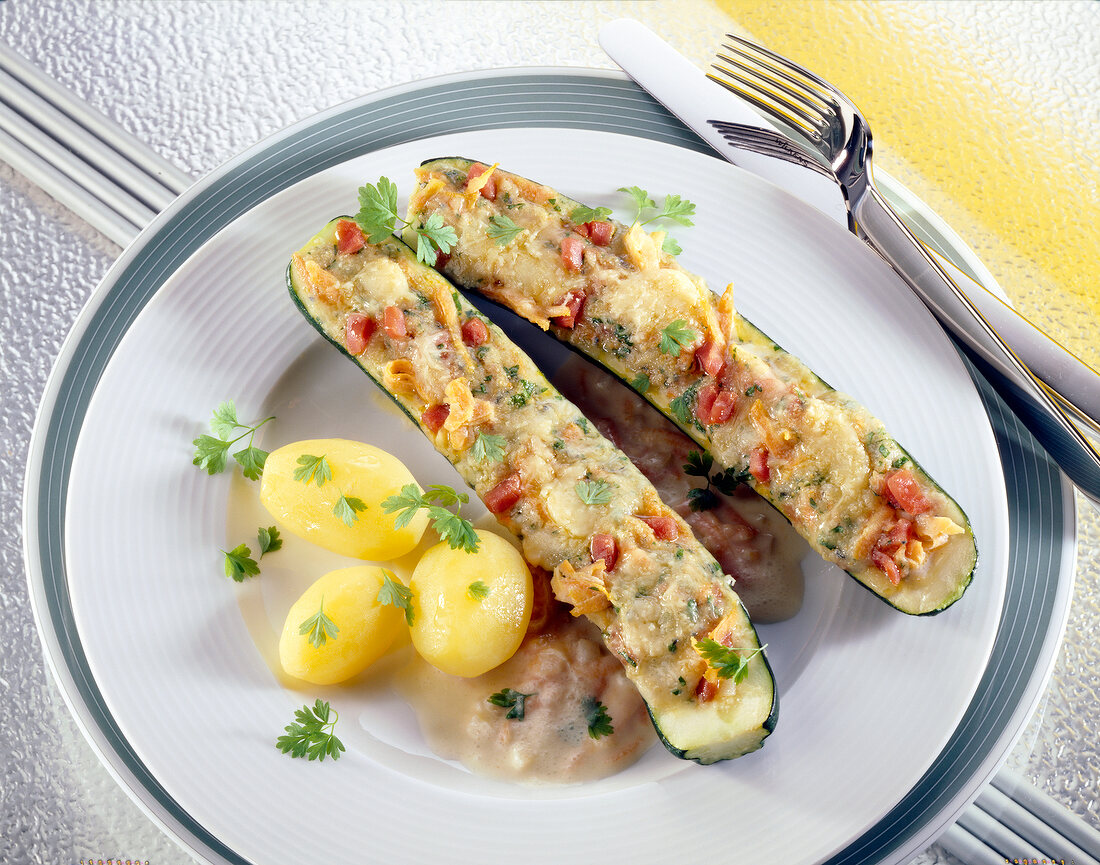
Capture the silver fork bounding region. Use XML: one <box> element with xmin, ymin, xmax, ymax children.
<box><xmin>709</xmin><ymin>33</ymin><xmax>1100</xmax><ymax>507</ymax></box>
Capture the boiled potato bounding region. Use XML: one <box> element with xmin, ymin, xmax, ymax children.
<box><xmin>409</xmin><ymin>530</ymin><xmax>533</xmax><ymax>677</ymax></box>
<box><xmin>260</xmin><ymin>438</ymin><xmax>428</xmax><ymax>559</ymax></box>
<box><xmin>279</xmin><ymin>565</ymin><xmax>406</xmax><ymax>684</ymax></box>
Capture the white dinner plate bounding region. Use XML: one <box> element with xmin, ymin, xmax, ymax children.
<box><xmin>26</xmin><ymin>69</ymin><xmax>1074</xmax><ymax>865</ymax></box>
<box><xmin>60</xmin><ymin>125</ymin><xmax>1006</xmax><ymax>865</ymax></box>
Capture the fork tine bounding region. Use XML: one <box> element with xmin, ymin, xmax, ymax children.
<box><xmin>721</xmin><ymin>33</ymin><xmax>838</xmax><ymax>107</ymax></box>
<box><xmin>717</xmin><ymin>40</ymin><xmax>834</xmax><ymax>118</ymax></box>
<box><xmin>707</xmin><ymin>59</ymin><xmax>826</xmax><ymax>141</ymax></box>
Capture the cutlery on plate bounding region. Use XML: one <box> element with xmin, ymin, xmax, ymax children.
<box><xmin>599</xmin><ymin>18</ymin><xmax>1100</xmax><ymax>507</ymax></box>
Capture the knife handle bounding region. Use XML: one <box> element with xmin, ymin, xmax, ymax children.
<box><xmin>854</xmin><ymin>184</ymin><xmax>1100</xmax><ymax>504</ymax></box>
<box><xmin>923</xmin><ymin>243</ymin><xmax>1100</xmax><ymax>436</ymax></box>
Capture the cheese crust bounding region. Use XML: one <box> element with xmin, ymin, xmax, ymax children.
<box><xmin>407</xmin><ymin>159</ymin><xmax>976</xmax><ymax>615</ymax></box>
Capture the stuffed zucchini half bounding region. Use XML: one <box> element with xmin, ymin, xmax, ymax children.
<box><xmin>406</xmin><ymin>158</ymin><xmax>977</xmax><ymax>616</ymax></box>
<box><xmin>287</xmin><ymin>218</ymin><xmax>776</xmax><ymax>763</ymax></box>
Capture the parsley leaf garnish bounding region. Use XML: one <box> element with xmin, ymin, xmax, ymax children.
<box><xmin>509</xmin><ymin>379</ymin><xmax>543</xmax><ymax>407</ymax></box>
<box><xmin>467</xmin><ymin>580</ymin><xmax>490</xmax><ymax>601</ymax></box>
<box><xmin>711</xmin><ymin>466</ymin><xmax>749</xmax><ymax>496</ymax></box>
<box><xmin>234</xmin><ymin>446</ymin><xmax>267</xmax><ymax>480</ymax></box>
<box><xmin>651</xmin><ymin>193</ymin><xmax>696</xmax><ymax>226</ymax></box>
<box><xmin>575</xmin><ymin>478</ymin><xmax>613</xmax><ymax>506</ymax></box>
<box><xmin>382</xmin><ymin>484</ymin><xmax>480</xmax><ymax>553</ymax></box>
<box><xmin>569</xmin><ymin>204</ymin><xmax>613</xmax><ymax>225</ymax></box>
<box><xmin>294</xmin><ymin>453</ymin><xmax>332</xmax><ymax>486</ymax></box>
<box><xmin>616</xmin><ymin>186</ymin><xmax>696</xmax><ymax>255</ymax></box>
<box><xmin>376</xmin><ymin>569</ymin><xmax>414</xmax><ymax>625</ymax></box>
<box><xmin>382</xmin><ymin>485</ymin><xmax>429</xmax><ymax>529</ymax></box>
<box><xmin>683</xmin><ymin>450</ymin><xmax>714</xmax><ymax>478</ymax></box>
<box><xmin>191</xmin><ymin>400</ymin><xmax>273</xmax><ymax>480</ymax></box>
<box><xmin>687</xmin><ymin>486</ymin><xmax>719</xmax><ymax>512</ymax></box>
<box><xmin>694</xmin><ymin>638</ymin><xmax>766</xmax><ymax>684</ymax></box>
<box><xmin>356</xmin><ymin>176</ymin><xmax>400</xmax><ymax>242</ymax></box>
<box><xmin>415</xmin><ymin>213</ymin><xmax>458</xmax><ymax>265</ymax></box>
<box><xmin>669</xmin><ymin>381</ymin><xmax>701</xmax><ymax>426</ymax></box>
<box><xmin>472</xmin><ymin>432</ymin><xmax>507</xmax><ymax>463</ymax></box>
<box><xmin>333</xmin><ymin>493</ymin><xmax>368</xmax><ymax>527</ymax></box>
<box><xmin>431</xmin><ymin>509</ymin><xmax>480</xmax><ymax>553</ymax></box>
<box><xmin>422</xmin><ymin>484</ymin><xmax>468</xmax><ymax>507</ymax></box>
<box><xmin>222</xmin><ymin>527</ymin><xmax>281</xmax><ymax>581</ymax></box>
<box><xmin>618</xmin><ymin>185</ymin><xmax>655</xmax><ymax>216</ymax></box>
<box><xmin>192</xmin><ymin>435</ymin><xmax>232</xmax><ymax>476</ymax></box>
<box><xmin>257</xmin><ymin>525</ymin><xmax>282</xmax><ymax>557</ymax></box>
<box><xmin>222</xmin><ymin>543</ymin><xmax>259</xmax><ymax>582</ymax></box>
<box><xmin>582</xmin><ymin>696</ymin><xmax>614</xmax><ymax>739</ymax></box>
<box><xmin>659</xmin><ymin>319</ymin><xmax>699</xmax><ymax>356</ymax></box>
<box><xmin>354</xmin><ymin>176</ymin><xmax>456</xmax><ymax>265</ymax></box>
<box><xmin>630</xmin><ymin>372</ymin><xmax>651</xmax><ymax>392</ymax></box>
<box><xmin>487</xmin><ymin>213</ymin><xmax>524</xmax><ymax>246</ymax></box>
<box><xmin>488</xmin><ymin>688</ymin><xmax>533</xmax><ymax>720</ymax></box>
<box><xmin>682</xmin><ymin>450</ymin><xmax>748</xmax><ymax>512</ymax></box>
<box><xmin>299</xmin><ymin>597</ymin><xmax>340</xmax><ymax>648</ymax></box>
<box><xmin>275</xmin><ymin>699</ymin><xmax>345</xmax><ymax>762</ymax></box>
<box><xmin>209</xmin><ymin>400</ymin><xmax>241</xmax><ymax>439</ymax></box>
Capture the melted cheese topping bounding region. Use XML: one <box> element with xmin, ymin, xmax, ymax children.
<box><xmin>408</xmin><ymin>160</ymin><xmax>976</xmax><ymax>614</ymax></box>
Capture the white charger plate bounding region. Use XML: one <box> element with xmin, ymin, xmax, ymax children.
<box><xmin>25</xmin><ymin>69</ymin><xmax>1073</xmax><ymax>865</ymax></box>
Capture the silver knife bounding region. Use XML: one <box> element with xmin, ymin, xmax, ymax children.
<box><xmin>599</xmin><ymin>18</ymin><xmax>1100</xmax><ymax>441</ymax></box>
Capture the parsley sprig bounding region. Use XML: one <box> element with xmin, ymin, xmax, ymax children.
<box><xmin>258</xmin><ymin>525</ymin><xmax>283</xmax><ymax>556</ymax></box>
<box><xmin>582</xmin><ymin>696</ymin><xmax>614</xmax><ymax>739</ymax></box>
<box><xmin>683</xmin><ymin>451</ymin><xmax>750</xmax><ymax>512</ymax></box>
<box><xmin>487</xmin><ymin>213</ymin><xmax>524</xmax><ymax>246</ymax></box>
<box><xmin>294</xmin><ymin>453</ymin><xmax>366</xmax><ymax>526</ymax></box>
<box><xmin>575</xmin><ymin>477</ymin><xmax>614</xmax><ymax>506</ymax></box>
<box><xmin>467</xmin><ymin>580</ymin><xmax>491</xmax><ymax>601</ymax></box>
<box><xmin>669</xmin><ymin>380</ymin><xmax>702</xmax><ymax>427</ymax></box>
<box><xmin>617</xmin><ymin>186</ymin><xmax>696</xmax><ymax>255</ymax></box>
<box><xmin>381</xmin><ymin>484</ymin><xmax>480</xmax><ymax>553</ymax></box>
<box><xmin>221</xmin><ymin>543</ymin><xmax>259</xmax><ymax>582</ymax></box>
<box><xmin>472</xmin><ymin>432</ymin><xmax>507</xmax><ymax>463</ymax></box>
<box><xmin>192</xmin><ymin>400</ymin><xmax>274</xmax><ymax>480</ymax></box>
<box><xmin>355</xmin><ymin>177</ymin><xmax>457</xmax><ymax>266</ymax></box>
<box><xmin>659</xmin><ymin>319</ymin><xmax>700</xmax><ymax>356</ymax></box>
<box><xmin>275</xmin><ymin>699</ymin><xmax>345</xmax><ymax>762</ymax></box>
<box><xmin>569</xmin><ymin>204</ymin><xmax>613</xmax><ymax>225</ymax></box>
<box><xmin>221</xmin><ymin>526</ymin><xmax>282</xmax><ymax>582</ymax></box>
<box><xmin>488</xmin><ymin>688</ymin><xmax>534</xmax><ymax>720</ymax></box>
<box><xmin>294</xmin><ymin>453</ymin><xmax>332</xmax><ymax>486</ymax></box>
<box><xmin>299</xmin><ymin>597</ymin><xmax>339</xmax><ymax>648</ymax></box>
<box><xmin>333</xmin><ymin>493</ymin><xmax>368</xmax><ymax>527</ymax></box>
<box><xmin>694</xmin><ymin>638</ymin><xmax>766</xmax><ymax>684</ymax></box>
<box><xmin>376</xmin><ymin>569</ymin><xmax>414</xmax><ymax>625</ymax></box>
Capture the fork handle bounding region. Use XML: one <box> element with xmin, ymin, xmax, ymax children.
<box><xmin>853</xmin><ymin>184</ymin><xmax>1100</xmax><ymax>505</ymax></box>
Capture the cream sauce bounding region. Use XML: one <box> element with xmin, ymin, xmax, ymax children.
<box><xmin>394</xmin><ymin>596</ymin><xmax>655</xmax><ymax>784</ymax></box>
<box><xmin>553</xmin><ymin>355</ymin><xmax>807</xmax><ymax>623</ymax></box>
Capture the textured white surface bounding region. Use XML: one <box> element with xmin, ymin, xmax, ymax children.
<box><xmin>1</xmin><ymin>2</ymin><xmax>1096</xmax><ymax>864</ymax></box>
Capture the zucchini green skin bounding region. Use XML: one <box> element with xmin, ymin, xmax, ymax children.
<box><xmin>287</xmin><ymin>218</ymin><xmax>777</xmax><ymax>763</ymax></box>
<box><xmin>407</xmin><ymin>157</ymin><xmax>977</xmax><ymax>616</ymax></box>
